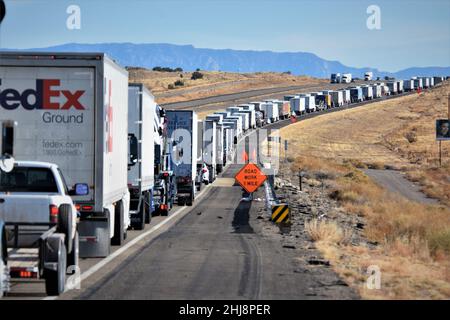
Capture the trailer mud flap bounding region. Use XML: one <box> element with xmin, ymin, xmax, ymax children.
<box><xmin>78</xmin><ymin>217</ymin><xmax>110</xmax><ymax>258</ymax></box>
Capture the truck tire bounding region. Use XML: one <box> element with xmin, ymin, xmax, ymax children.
<box><xmin>0</xmin><ymin>258</ymin><xmax>9</xmax><ymax>298</ymax></box>
<box><xmin>132</xmin><ymin>195</ymin><xmax>146</xmax><ymax>230</ymax></box>
<box><xmin>144</xmin><ymin>192</ymin><xmax>152</xmax><ymax>224</ymax></box>
<box><xmin>1</xmin><ymin>223</ymin><xmax>6</xmax><ymax>266</ymax></box>
<box><xmin>111</xmin><ymin>201</ymin><xmax>125</xmax><ymax>246</ymax></box>
<box><xmin>0</xmin><ymin>224</ymin><xmax>8</xmax><ymax>298</ymax></box>
<box><xmin>178</xmin><ymin>197</ymin><xmax>186</xmax><ymax>206</ymax></box>
<box><xmin>57</xmin><ymin>204</ymin><xmax>73</xmax><ymax>255</ymax></box>
<box><xmin>145</xmin><ymin>192</ymin><xmax>151</xmax><ymax>224</ymax></box>
<box><xmin>44</xmin><ymin>238</ymin><xmax>67</xmax><ymax>296</ymax></box>
<box><xmin>67</xmin><ymin>231</ymin><xmax>79</xmax><ymax>274</ymax></box>
<box><xmin>186</xmin><ymin>192</ymin><xmax>194</xmax><ymax>206</ymax></box>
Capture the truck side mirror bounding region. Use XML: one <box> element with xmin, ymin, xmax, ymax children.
<box><xmin>128</xmin><ymin>134</ymin><xmax>138</xmax><ymax>167</ymax></box>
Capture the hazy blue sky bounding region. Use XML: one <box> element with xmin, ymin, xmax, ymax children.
<box><xmin>1</xmin><ymin>0</ymin><xmax>449</xmax><ymax>71</ymax></box>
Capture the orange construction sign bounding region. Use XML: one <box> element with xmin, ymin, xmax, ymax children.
<box><xmin>235</xmin><ymin>163</ymin><xmax>267</xmax><ymax>193</ymax></box>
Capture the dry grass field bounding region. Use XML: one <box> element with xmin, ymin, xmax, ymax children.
<box><xmin>128</xmin><ymin>67</ymin><xmax>325</xmax><ymax>104</ymax></box>
<box><xmin>279</xmin><ymin>82</ymin><xmax>450</xmax><ymax>299</ymax></box>
<box><xmin>281</xmin><ymin>83</ymin><xmax>450</xmax><ymax>205</ymax></box>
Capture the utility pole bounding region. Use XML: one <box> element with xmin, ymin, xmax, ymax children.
<box><xmin>298</xmin><ymin>170</ymin><xmax>303</xmax><ymax>191</ymax></box>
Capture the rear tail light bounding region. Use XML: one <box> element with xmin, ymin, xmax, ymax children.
<box><xmin>75</xmin><ymin>204</ymin><xmax>81</xmax><ymax>211</ymax></box>
<box><xmin>81</xmin><ymin>205</ymin><xmax>93</xmax><ymax>211</ymax></box>
<box><xmin>20</xmin><ymin>271</ymin><xmax>33</xmax><ymax>278</ymax></box>
<box><xmin>163</xmin><ymin>172</ymin><xmax>169</xmax><ymax>177</ymax></box>
<box><xmin>49</xmin><ymin>205</ymin><xmax>59</xmax><ymax>224</ymax></box>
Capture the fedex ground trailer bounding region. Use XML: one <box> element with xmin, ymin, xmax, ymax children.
<box><xmin>0</xmin><ymin>52</ymin><xmax>130</xmax><ymax>258</ymax></box>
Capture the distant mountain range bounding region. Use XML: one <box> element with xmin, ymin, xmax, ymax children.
<box><xmin>5</xmin><ymin>42</ymin><xmax>450</xmax><ymax>79</ymax></box>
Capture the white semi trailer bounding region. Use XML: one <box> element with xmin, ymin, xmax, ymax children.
<box><xmin>0</xmin><ymin>52</ymin><xmax>131</xmax><ymax>258</ymax></box>
<box><xmin>330</xmin><ymin>91</ymin><xmax>344</xmax><ymax>106</ymax></box>
<box><xmin>127</xmin><ymin>84</ymin><xmax>155</xmax><ymax>230</ymax></box>
<box><xmin>371</xmin><ymin>84</ymin><xmax>382</xmax><ymax>98</ymax></box>
<box><xmin>404</xmin><ymin>79</ymin><xmax>414</xmax><ymax>91</ymax></box>
<box><xmin>299</xmin><ymin>94</ymin><xmax>316</xmax><ymax>112</ymax></box>
<box><xmin>236</xmin><ymin>105</ymin><xmax>256</xmax><ymax>129</ymax></box>
<box><xmin>203</xmin><ymin>120</ymin><xmax>217</xmax><ymax>183</ymax></box>
<box><xmin>341</xmin><ymin>89</ymin><xmax>351</xmax><ymax>104</ymax></box>
<box><xmin>361</xmin><ymin>86</ymin><xmax>373</xmax><ymax>100</ymax></box>
<box><xmin>290</xmin><ymin>96</ymin><xmax>306</xmax><ymax>115</ymax></box>
<box><xmin>396</xmin><ymin>80</ymin><xmax>404</xmax><ymax>93</ymax></box>
<box><xmin>166</xmin><ymin>110</ymin><xmax>198</xmax><ymax>206</ymax></box>
<box><xmin>260</xmin><ymin>103</ymin><xmax>279</xmax><ymax>123</ymax></box>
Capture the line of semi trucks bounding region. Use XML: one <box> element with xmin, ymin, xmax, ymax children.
<box><xmin>0</xmin><ymin>51</ymin><xmax>447</xmax><ymax>297</ymax></box>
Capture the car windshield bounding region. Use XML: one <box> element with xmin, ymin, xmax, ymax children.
<box><xmin>0</xmin><ymin>166</ymin><xmax>58</xmax><ymax>193</ymax></box>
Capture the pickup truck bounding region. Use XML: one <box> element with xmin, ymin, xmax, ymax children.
<box><xmin>0</xmin><ymin>160</ymin><xmax>86</xmax><ymax>295</ymax></box>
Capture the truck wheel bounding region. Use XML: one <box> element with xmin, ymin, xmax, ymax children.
<box><xmin>57</xmin><ymin>204</ymin><xmax>74</xmax><ymax>255</ymax></box>
<box><xmin>67</xmin><ymin>231</ymin><xmax>79</xmax><ymax>274</ymax></box>
<box><xmin>132</xmin><ymin>196</ymin><xmax>146</xmax><ymax>231</ymax></box>
<box><xmin>0</xmin><ymin>257</ymin><xmax>8</xmax><ymax>298</ymax></box>
<box><xmin>178</xmin><ymin>197</ymin><xmax>186</xmax><ymax>206</ymax></box>
<box><xmin>186</xmin><ymin>192</ymin><xmax>194</xmax><ymax>206</ymax></box>
<box><xmin>1</xmin><ymin>223</ymin><xmax>7</xmax><ymax>267</ymax></box>
<box><xmin>0</xmin><ymin>224</ymin><xmax>9</xmax><ymax>298</ymax></box>
<box><xmin>111</xmin><ymin>201</ymin><xmax>125</xmax><ymax>246</ymax></box>
<box><xmin>144</xmin><ymin>192</ymin><xmax>152</xmax><ymax>224</ymax></box>
<box><xmin>44</xmin><ymin>240</ymin><xmax>67</xmax><ymax>296</ymax></box>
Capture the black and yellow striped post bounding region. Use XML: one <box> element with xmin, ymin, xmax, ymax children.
<box><xmin>271</xmin><ymin>203</ymin><xmax>290</xmax><ymax>224</ymax></box>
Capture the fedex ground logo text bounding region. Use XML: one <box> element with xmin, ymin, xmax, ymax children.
<box><xmin>0</xmin><ymin>79</ymin><xmax>86</xmax><ymax>124</ymax></box>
